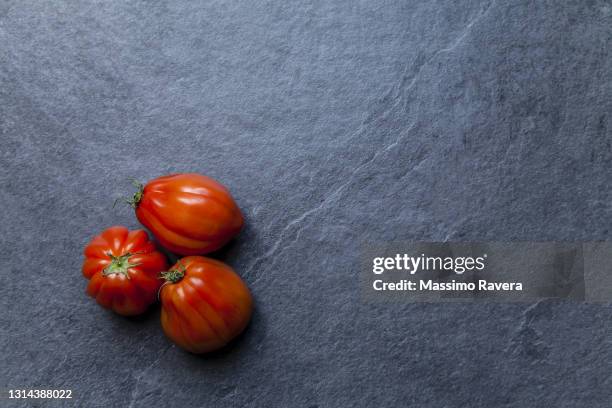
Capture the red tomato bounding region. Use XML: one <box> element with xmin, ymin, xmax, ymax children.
<box><xmin>82</xmin><ymin>226</ymin><xmax>168</xmax><ymax>316</ymax></box>
<box><xmin>159</xmin><ymin>256</ymin><xmax>253</xmax><ymax>353</ymax></box>
<box><xmin>123</xmin><ymin>173</ymin><xmax>243</xmax><ymax>255</ymax></box>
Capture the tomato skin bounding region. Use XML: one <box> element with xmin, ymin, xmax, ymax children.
<box><xmin>159</xmin><ymin>256</ymin><xmax>253</xmax><ymax>353</ymax></box>
<box><xmin>135</xmin><ymin>173</ymin><xmax>244</xmax><ymax>255</ymax></box>
<box><xmin>82</xmin><ymin>226</ymin><xmax>168</xmax><ymax>316</ymax></box>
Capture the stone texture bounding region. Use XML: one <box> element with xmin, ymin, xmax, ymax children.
<box><xmin>1</xmin><ymin>0</ymin><xmax>611</xmax><ymax>406</ymax></box>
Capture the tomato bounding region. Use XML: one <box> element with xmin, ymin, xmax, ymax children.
<box><xmin>122</xmin><ymin>173</ymin><xmax>243</xmax><ymax>255</ymax></box>
<box><xmin>82</xmin><ymin>226</ymin><xmax>168</xmax><ymax>316</ymax></box>
<box><xmin>159</xmin><ymin>256</ymin><xmax>253</xmax><ymax>353</ymax></box>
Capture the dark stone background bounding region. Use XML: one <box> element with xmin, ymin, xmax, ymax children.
<box><xmin>1</xmin><ymin>0</ymin><xmax>611</xmax><ymax>406</ymax></box>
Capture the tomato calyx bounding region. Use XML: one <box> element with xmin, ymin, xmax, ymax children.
<box><xmin>160</xmin><ymin>262</ymin><xmax>186</xmax><ymax>284</ymax></box>
<box><xmin>103</xmin><ymin>253</ymin><xmax>141</xmax><ymax>279</ymax></box>
<box><xmin>114</xmin><ymin>178</ymin><xmax>145</xmax><ymax>209</ymax></box>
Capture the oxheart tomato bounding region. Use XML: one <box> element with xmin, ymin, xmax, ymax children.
<box><xmin>124</xmin><ymin>173</ymin><xmax>243</xmax><ymax>255</ymax></box>
<box><xmin>82</xmin><ymin>226</ymin><xmax>168</xmax><ymax>316</ymax></box>
<box><xmin>159</xmin><ymin>256</ymin><xmax>253</xmax><ymax>353</ymax></box>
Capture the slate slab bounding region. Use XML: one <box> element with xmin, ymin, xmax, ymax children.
<box><xmin>1</xmin><ymin>0</ymin><xmax>611</xmax><ymax>407</ymax></box>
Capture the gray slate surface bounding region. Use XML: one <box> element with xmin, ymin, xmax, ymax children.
<box><xmin>1</xmin><ymin>0</ymin><xmax>612</xmax><ymax>407</ymax></box>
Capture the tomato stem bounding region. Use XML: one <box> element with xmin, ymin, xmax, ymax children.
<box><xmin>113</xmin><ymin>178</ymin><xmax>144</xmax><ymax>209</ymax></box>
<box><xmin>160</xmin><ymin>261</ymin><xmax>186</xmax><ymax>284</ymax></box>
<box><xmin>103</xmin><ymin>253</ymin><xmax>141</xmax><ymax>279</ymax></box>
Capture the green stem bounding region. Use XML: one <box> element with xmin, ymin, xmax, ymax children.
<box><xmin>103</xmin><ymin>253</ymin><xmax>141</xmax><ymax>279</ymax></box>
<box><xmin>160</xmin><ymin>262</ymin><xmax>186</xmax><ymax>284</ymax></box>
<box><xmin>114</xmin><ymin>178</ymin><xmax>144</xmax><ymax>209</ymax></box>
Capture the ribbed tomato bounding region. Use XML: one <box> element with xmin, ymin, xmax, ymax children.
<box><xmin>123</xmin><ymin>173</ymin><xmax>243</xmax><ymax>255</ymax></box>
<box><xmin>159</xmin><ymin>256</ymin><xmax>253</xmax><ymax>353</ymax></box>
<box><xmin>82</xmin><ymin>226</ymin><xmax>168</xmax><ymax>316</ymax></box>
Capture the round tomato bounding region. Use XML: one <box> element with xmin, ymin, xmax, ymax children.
<box><xmin>82</xmin><ymin>226</ymin><xmax>168</xmax><ymax>316</ymax></box>
<box><xmin>122</xmin><ymin>173</ymin><xmax>243</xmax><ymax>255</ymax></box>
<box><xmin>159</xmin><ymin>256</ymin><xmax>253</xmax><ymax>353</ymax></box>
